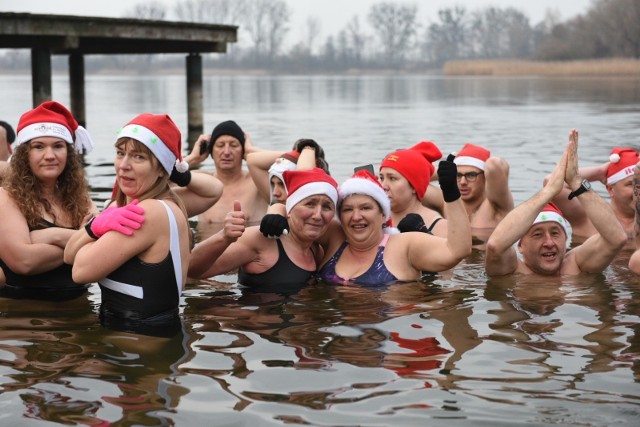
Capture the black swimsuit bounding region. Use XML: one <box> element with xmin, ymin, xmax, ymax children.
<box><xmin>0</xmin><ymin>219</ymin><xmax>89</xmax><ymax>301</ymax></box>
<box><xmin>238</xmin><ymin>239</ymin><xmax>315</xmax><ymax>291</ymax></box>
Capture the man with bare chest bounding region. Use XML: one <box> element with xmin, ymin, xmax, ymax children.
<box><xmin>185</xmin><ymin>120</ymin><xmax>268</xmax><ymax>240</ymax></box>
<box><xmin>453</xmin><ymin>143</ymin><xmax>514</xmax><ymax>246</ymax></box>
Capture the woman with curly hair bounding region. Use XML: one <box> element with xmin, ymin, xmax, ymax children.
<box><xmin>0</xmin><ymin>101</ymin><xmax>97</xmax><ymax>300</ymax></box>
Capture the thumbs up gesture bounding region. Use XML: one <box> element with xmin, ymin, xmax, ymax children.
<box><xmin>223</xmin><ymin>200</ymin><xmax>246</xmax><ymax>242</ymax></box>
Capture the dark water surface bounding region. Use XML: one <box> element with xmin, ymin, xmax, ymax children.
<box><xmin>0</xmin><ymin>74</ymin><xmax>639</xmax><ymax>426</ymax></box>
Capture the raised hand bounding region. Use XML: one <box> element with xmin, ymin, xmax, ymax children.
<box><xmin>545</xmin><ymin>141</ymin><xmax>569</xmax><ymax>197</ymax></box>
<box><xmin>224</xmin><ymin>200</ymin><xmax>246</xmax><ymax>242</ymax></box>
<box><xmin>90</xmin><ymin>199</ymin><xmax>145</xmax><ymax>238</ymax></box>
<box><xmin>259</xmin><ymin>214</ymin><xmax>289</xmax><ymax>239</ymax></box>
<box><xmin>565</xmin><ymin>128</ymin><xmax>581</xmax><ymax>188</ymax></box>
<box><xmin>438</xmin><ymin>153</ymin><xmax>461</xmax><ymax>202</ymax></box>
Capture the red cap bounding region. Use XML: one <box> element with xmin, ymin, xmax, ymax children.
<box><xmin>117</xmin><ymin>113</ymin><xmax>186</xmax><ymax>175</ymax></box>
<box><xmin>283</xmin><ymin>168</ymin><xmax>338</xmax><ymax>213</ymax></box>
<box><xmin>454</xmin><ymin>143</ymin><xmax>490</xmax><ymax>170</ymax></box>
<box><xmin>380</xmin><ymin>141</ymin><xmax>442</xmax><ymax>200</ymax></box>
<box><xmin>15</xmin><ymin>101</ymin><xmax>94</xmax><ymax>153</ymax></box>
<box><xmin>339</xmin><ymin>169</ymin><xmax>391</xmax><ymax>220</ymax></box>
<box><xmin>531</xmin><ymin>202</ymin><xmax>570</xmax><ymax>238</ymax></box>
<box><xmin>607</xmin><ymin>147</ymin><xmax>639</xmax><ymax>185</ymax></box>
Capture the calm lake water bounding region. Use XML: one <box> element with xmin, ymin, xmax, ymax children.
<box><xmin>1</xmin><ymin>73</ymin><xmax>639</xmax><ymax>426</ymax></box>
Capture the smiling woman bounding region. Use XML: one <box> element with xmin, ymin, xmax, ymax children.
<box><xmin>0</xmin><ymin>101</ymin><xmax>97</xmax><ymax>300</ymax></box>
<box><xmin>188</xmin><ymin>167</ymin><xmax>338</xmax><ymax>290</ymax></box>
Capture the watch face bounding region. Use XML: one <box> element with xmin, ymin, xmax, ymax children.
<box><xmin>583</xmin><ymin>180</ymin><xmax>591</xmax><ymax>190</ymax></box>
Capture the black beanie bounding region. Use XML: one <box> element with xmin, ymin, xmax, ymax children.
<box><xmin>209</xmin><ymin>120</ymin><xmax>245</xmax><ymax>154</ymax></box>
<box><xmin>0</xmin><ymin>121</ymin><xmax>15</xmax><ymax>143</ymax></box>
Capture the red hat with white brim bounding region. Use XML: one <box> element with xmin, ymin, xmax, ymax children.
<box><xmin>15</xmin><ymin>101</ymin><xmax>94</xmax><ymax>154</ymax></box>
<box><xmin>454</xmin><ymin>143</ymin><xmax>490</xmax><ymax>171</ymax></box>
<box><xmin>117</xmin><ymin>113</ymin><xmax>188</xmax><ymax>175</ymax></box>
<box><xmin>283</xmin><ymin>168</ymin><xmax>338</xmax><ymax>214</ymax></box>
<box><xmin>607</xmin><ymin>147</ymin><xmax>639</xmax><ymax>185</ymax></box>
<box><xmin>339</xmin><ymin>169</ymin><xmax>391</xmax><ymax>221</ymax></box>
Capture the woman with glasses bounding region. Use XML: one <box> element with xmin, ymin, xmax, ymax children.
<box><xmin>378</xmin><ymin>142</ymin><xmax>448</xmax><ymax>236</ymax></box>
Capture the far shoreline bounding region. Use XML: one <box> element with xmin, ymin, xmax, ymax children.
<box><xmin>443</xmin><ymin>58</ymin><xmax>640</xmax><ymax>77</ymax></box>
<box><xmin>0</xmin><ymin>58</ymin><xmax>639</xmax><ymax>77</ymax></box>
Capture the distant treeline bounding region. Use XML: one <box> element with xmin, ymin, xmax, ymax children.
<box><xmin>1</xmin><ymin>0</ymin><xmax>639</xmax><ymax>73</ymax></box>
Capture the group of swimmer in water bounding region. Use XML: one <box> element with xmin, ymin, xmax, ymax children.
<box><xmin>0</xmin><ymin>101</ymin><xmax>637</xmax><ymax>336</ymax></box>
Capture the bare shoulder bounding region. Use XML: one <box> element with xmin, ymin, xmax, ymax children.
<box><xmin>136</xmin><ymin>199</ymin><xmax>174</xmax><ymax>226</ymax></box>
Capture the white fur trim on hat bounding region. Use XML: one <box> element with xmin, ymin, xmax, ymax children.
<box><xmin>285</xmin><ymin>181</ymin><xmax>338</xmax><ymax>214</ymax></box>
<box><xmin>74</xmin><ymin>126</ymin><xmax>94</xmax><ymax>154</ymax></box>
<box><xmin>607</xmin><ymin>166</ymin><xmax>635</xmax><ymax>185</ymax></box>
<box><xmin>338</xmin><ymin>177</ymin><xmax>391</xmax><ymax>221</ymax></box>
<box><xmin>454</xmin><ymin>155</ymin><xmax>485</xmax><ymax>171</ymax></box>
<box><xmin>16</xmin><ymin>122</ymin><xmax>73</xmax><ymax>146</ymax></box>
<box><xmin>531</xmin><ymin>211</ymin><xmax>572</xmax><ymax>248</ymax></box>
<box><xmin>118</xmin><ymin>124</ymin><xmax>176</xmax><ymax>174</ymax></box>
<box><xmin>268</xmin><ymin>158</ymin><xmax>297</xmax><ymax>204</ymax></box>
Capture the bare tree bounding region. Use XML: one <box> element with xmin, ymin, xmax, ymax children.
<box><xmin>346</xmin><ymin>16</ymin><xmax>367</xmax><ymax>66</ymax></box>
<box><xmin>243</xmin><ymin>0</ymin><xmax>291</xmax><ymax>65</ymax></box>
<box><xmin>125</xmin><ymin>1</ymin><xmax>167</xmax><ymax>20</ymax></box>
<box><xmin>470</xmin><ymin>7</ymin><xmax>531</xmax><ymax>58</ymax></box>
<box><xmin>591</xmin><ymin>0</ymin><xmax>640</xmax><ymax>58</ymax></box>
<box><xmin>173</xmin><ymin>0</ymin><xmax>246</xmax><ymax>24</ymax></box>
<box><xmin>425</xmin><ymin>7</ymin><xmax>468</xmax><ymax>65</ymax></box>
<box><xmin>301</xmin><ymin>16</ymin><xmax>322</xmax><ymax>56</ymax></box>
<box><xmin>368</xmin><ymin>2</ymin><xmax>419</xmax><ymax>67</ymax></box>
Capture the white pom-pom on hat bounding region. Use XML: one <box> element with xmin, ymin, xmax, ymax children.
<box><xmin>175</xmin><ymin>159</ymin><xmax>189</xmax><ymax>173</ymax></box>
<box><xmin>610</xmin><ymin>153</ymin><xmax>621</xmax><ymax>163</ymax></box>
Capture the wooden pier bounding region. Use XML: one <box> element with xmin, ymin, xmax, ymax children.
<box><xmin>0</xmin><ymin>12</ymin><xmax>238</xmax><ymax>143</ymax></box>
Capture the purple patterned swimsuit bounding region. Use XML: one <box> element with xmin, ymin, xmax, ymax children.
<box><xmin>318</xmin><ymin>234</ymin><xmax>398</xmax><ymax>286</ymax></box>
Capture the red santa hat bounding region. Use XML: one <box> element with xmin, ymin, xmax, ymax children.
<box><xmin>283</xmin><ymin>168</ymin><xmax>338</xmax><ymax>214</ymax></box>
<box><xmin>339</xmin><ymin>169</ymin><xmax>391</xmax><ymax>221</ymax></box>
<box><xmin>379</xmin><ymin>141</ymin><xmax>442</xmax><ymax>200</ymax></box>
<box><xmin>607</xmin><ymin>147</ymin><xmax>639</xmax><ymax>185</ymax></box>
<box><xmin>15</xmin><ymin>101</ymin><xmax>94</xmax><ymax>154</ymax></box>
<box><xmin>268</xmin><ymin>150</ymin><xmax>300</xmax><ymax>204</ymax></box>
<box><xmin>530</xmin><ymin>202</ymin><xmax>572</xmax><ymax>244</ymax></box>
<box><xmin>117</xmin><ymin>113</ymin><xmax>188</xmax><ymax>175</ymax></box>
<box><xmin>453</xmin><ymin>143</ymin><xmax>490</xmax><ymax>171</ymax></box>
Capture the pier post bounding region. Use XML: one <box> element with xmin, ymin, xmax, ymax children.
<box><xmin>31</xmin><ymin>48</ymin><xmax>52</xmax><ymax>107</ymax></box>
<box><xmin>186</xmin><ymin>53</ymin><xmax>204</xmax><ymax>150</ymax></box>
<box><xmin>69</xmin><ymin>53</ymin><xmax>86</xmax><ymax>128</ymax></box>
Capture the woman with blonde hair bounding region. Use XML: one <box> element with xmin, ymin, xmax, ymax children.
<box><xmin>65</xmin><ymin>113</ymin><xmax>192</xmax><ymax>336</ymax></box>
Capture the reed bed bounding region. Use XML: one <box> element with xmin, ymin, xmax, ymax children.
<box><xmin>443</xmin><ymin>58</ymin><xmax>640</xmax><ymax>76</ymax></box>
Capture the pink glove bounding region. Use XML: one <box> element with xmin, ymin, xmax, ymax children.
<box><xmin>89</xmin><ymin>199</ymin><xmax>145</xmax><ymax>238</ymax></box>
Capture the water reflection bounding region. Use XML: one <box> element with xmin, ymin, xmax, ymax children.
<box><xmin>0</xmin><ymin>293</ymin><xmax>195</xmax><ymax>425</ymax></box>
<box><xmin>1</xmin><ymin>74</ymin><xmax>639</xmax><ymax>424</ymax></box>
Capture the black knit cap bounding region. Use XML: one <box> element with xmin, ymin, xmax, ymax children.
<box><xmin>209</xmin><ymin>120</ymin><xmax>245</xmax><ymax>154</ymax></box>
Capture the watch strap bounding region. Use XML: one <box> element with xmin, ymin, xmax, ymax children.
<box><xmin>85</xmin><ymin>216</ymin><xmax>99</xmax><ymax>239</ymax></box>
<box><xmin>568</xmin><ymin>180</ymin><xmax>590</xmax><ymax>200</ymax></box>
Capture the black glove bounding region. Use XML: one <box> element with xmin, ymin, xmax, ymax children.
<box><xmin>438</xmin><ymin>153</ymin><xmax>461</xmax><ymax>202</ymax></box>
<box><xmin>260</xmin><ymin>214</ymin><xmax>289</xmax><ymax>239</ymax></box>
<box><xmin>170</xmin><ymin>167</ymin><xmax>192</xmax><ymax>187</ymax></box>
<box><xmin>295</xmin><ymin>139</ymin><xmax>321</xmax><ymax>153</ymax></box>
<box><xmin>397</xmin><ymin>213</ymin><xmax>430</xmax><ymax>234</ymax></box>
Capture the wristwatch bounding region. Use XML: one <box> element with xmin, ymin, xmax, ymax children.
<box><xmin>84</xmin><ymin>216</ymin><xmax>99</xmax><ymax>239</ymax></box>
<box><xmin>568</xmin><ymin>179</ymin><xmax>591</xmax><ymax>200</ymax></box>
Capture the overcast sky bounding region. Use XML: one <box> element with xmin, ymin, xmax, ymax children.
<box><xmin>1</xmin><ymin>0</ymin><xmax>594</xmax><ymax>40</ymax></box>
